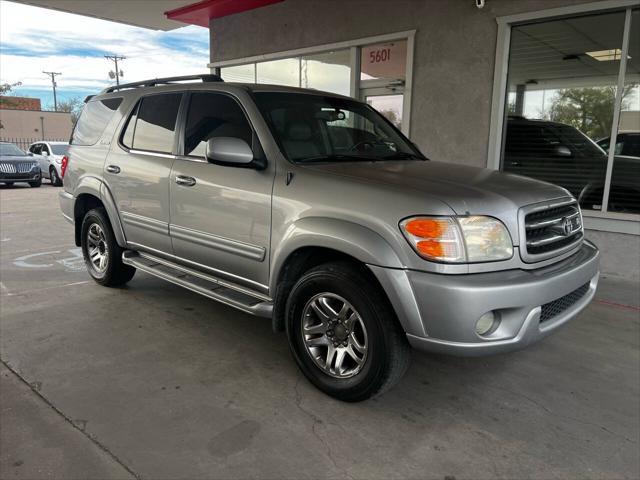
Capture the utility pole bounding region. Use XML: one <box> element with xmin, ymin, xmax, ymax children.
<box><xmin>43</xmin><ymin>71</ymin><xmax>61</xmax><ymax>111</ymax></box>
<box><xmin>104</xmin><ymin>55</ymin><xmax>126</xmax><ymax>86</ymax></box>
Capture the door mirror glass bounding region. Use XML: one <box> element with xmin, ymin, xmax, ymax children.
<box><xmin>205</xmin><ymin>137</ymin><xmax>254</xmax><ymax>166</ymax></box>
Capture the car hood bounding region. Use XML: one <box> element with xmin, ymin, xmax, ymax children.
<box><xmin>301</xmin><ymin>160</ymin><xmax>572</xmax><ymax>243</ymax></box>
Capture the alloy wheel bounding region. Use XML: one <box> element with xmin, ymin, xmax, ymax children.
<box><xmin>301</xmin><ymin>292</ymin><xmax>368</xmax><ymax>378</ymax></box>
<box><xmin>86</xmin><ymin>223</ymin><xmax>108</xmax><ymax>273</ymax></box>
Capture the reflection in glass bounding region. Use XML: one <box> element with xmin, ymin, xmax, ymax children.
<box><xmin>502</xmin><ymin>11</ymin><xmax>626</xmax><ymax>212</ymax></box>
<box><xmin>607</xmin><ymin>9</ymin><xmax>640</xmax><ymax>214</ymax></box>
<box><xmin>366</xmin><ymin>94</ymin><xmax>403</xmax><ymax>129</ymax></box>
<box><xmin>221</xmin><ymin>64</ymin><xmax>256</xmax><ymax>83</ymax></box>
<box><xmin>301</xmin><ymin>49</ymin><xmax>351</xmax><ymax>96</ymax></box>
<box><xmin>360</xmin><ymin>40</ymin><xmax>406</xmax><ymax>81</ymax></box>
<box><xmin>257</xmin><ymin>58</ymin><xmax>300</xmax><ymax>86</ymax></box>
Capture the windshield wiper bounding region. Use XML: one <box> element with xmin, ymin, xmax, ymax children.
<box><xmin>381</xmin><ymin>152</ymin><xmax>426</xmax><ymax>160</ymax></box>
<box><xmin>296</xmin><ymin>154</ymin><xmax>385</xmax><ymax>163</ymax></box>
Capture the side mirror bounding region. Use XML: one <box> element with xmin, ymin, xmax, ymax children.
<box><xmin>553</xmin><ymin>145</ymin><xmax>572</xmax><ymax>158</ymax></box>
<box><xmin>41</xmin><ymin>150</ymin><xmax>49</xmax><ymax>157</ymax></box>
<box><xmin>205</xmin><ymin>137</ymin><xmax>254</xmax><ymax>166</ymax></box>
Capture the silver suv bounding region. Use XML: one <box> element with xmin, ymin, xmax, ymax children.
<box><xmin>59</xmin><ymin>75</ymin><xmax>600</xmax><ymax>401</ymax></box>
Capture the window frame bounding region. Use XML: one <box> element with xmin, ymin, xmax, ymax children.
<box><xmin>118</xmin><ymin>91</ymin><xmax>184</xmax><ymax>156</ymax></box>
<box><xmin>488</xmin><ymin>0</ymin><xmax>640</xmax><ymax>235</ymax></box>
<box><xmin>177</xmin><ymin>90</ymin><xmax>259</xmax><ymax>160</ymax></box>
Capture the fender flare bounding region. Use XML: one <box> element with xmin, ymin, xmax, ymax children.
<box><xmin>269</xmin><ymin>217</ymin><xmax>405</xmax><ymax>291</ymax></box>
<box><xmin>73</xmin><ymin>176</ymin><xmax>127</xmax><ymax>247</ymax></box>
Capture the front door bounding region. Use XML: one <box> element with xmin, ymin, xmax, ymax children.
<box><xmin>105</xmin><ymin>92</ymin><xmax>183</xmax><ymax>254</ymax></box>
<box><xmin>169</xmin><ymin>91</ymin><xmax>274</xmax><ymax>291</ymax></box>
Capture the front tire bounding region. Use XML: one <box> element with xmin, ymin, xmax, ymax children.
<box><xmin>286</xmin><ymin>262</ymin><xmax>411</xmax><ymax>402</ymax></box>
<box><xmin>81</xmin><ymin>208</ymin><xmax>135</xmax><ymax>286</ymax></box>
<box><xmin>29</xmin><ymin>178</ymin><xmax>42</xmax><ymax>188</ymax></box>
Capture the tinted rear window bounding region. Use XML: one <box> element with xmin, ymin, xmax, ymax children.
<box><xmin>71</xmin><ymin>98</ymin><xmax>123</xmax><ymax>146</ymax></box>
<box><xmin>51</xmin><ymin>144</ymin><xmax>69</xmax><ymax>155</ymax></box>
<box><xmin>121</xmin><ymin>93</ymin><xmax>182</xmax><ymax>154</ymax></box>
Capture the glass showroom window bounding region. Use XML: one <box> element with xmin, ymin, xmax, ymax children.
<box><xmin>221</xmin><ymin>63</ymin><xmax>255</xmax><ymax>83</ymax></box>
<box><xmin>301</xmin><ymin>49</ymin><xmax>351</xmax><ymax>96</ymax></box>
<box><xmin>501</xmin><ymin>9</ymin><xmax>640</xmax><ymax>215</ymax></box>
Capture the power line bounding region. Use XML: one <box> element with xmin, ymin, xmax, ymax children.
<box><xmin>42</xmin><ymin>71</ymin><xmax>61</xmax><ymax>111</ymax></box>
<box><xmin>104</xmin><ymin>55</ymin><xmax>126</xmax><ymax>86</ymax></box>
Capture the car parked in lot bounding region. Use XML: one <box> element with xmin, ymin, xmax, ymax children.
<box><xmin>504</xmin><ymin>117</ymin><xmax>640</xmax><ymax>214</ymax></box>
<box><xmin>0</xmin><ymin>141</ymin><xmax>42</xmax><ymax>187</ymax></box>
<box><xmin>596</xmin><ymin>131</ymin><xmax>640</xmax><ymax>158</ymax></box>
<box><xmin>29</xmin><ymin>141</ymin><xmax>69</xmax><ymax>186</ymax></box>
<box><xmin>59</xmin><ymin>75</ymin><xmax>600</xmax><ymax>401</ymax></box>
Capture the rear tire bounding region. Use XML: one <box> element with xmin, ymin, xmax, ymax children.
<box><xmin>29</xmin><ymin>178</ymin><xmax>42</xmax><ymax>188</ymax></box>
<box><xmin>286</xmin><ymin>261</ymin><xmax>411</xmax><ymax>402</ymax></box>
<box><xmin>81</xmin><ymin>207</ymin><xmax>135</xmax><ymax>286</ymax></box>
<box><xmin>49</xmin><ymin>167</ymin><xmax>62</xmax><ymax>186</ymax></box>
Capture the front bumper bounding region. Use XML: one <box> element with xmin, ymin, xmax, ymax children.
<box><xmin>370</xmin><ymin>241</ymin><xmax>599</xmax><ymax>356</ymax></box>
<box><xmin>0</xmin><ymin>172</ymin><xmax>40</xmax><ymax>182</ymax></box>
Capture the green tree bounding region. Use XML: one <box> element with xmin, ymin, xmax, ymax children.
<box><xmin>54</xmin><ymin>96</ymin><xmax>84</xmax><ymax>125</ymax></box>
<box><xmin>0</xmin><ymin>81</ymin><xmax>22</xmax><ymax>129</ymax></box>
<box><xmin>547</xmin><ymin>85</ymin><xmax>637</xmax><ymax>139</ymax></box>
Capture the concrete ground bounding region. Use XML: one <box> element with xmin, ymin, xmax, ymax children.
<box><xmin>0</xmin><ymin>183</ymin><xmax>639</xmax><ymax>480</ymax></box>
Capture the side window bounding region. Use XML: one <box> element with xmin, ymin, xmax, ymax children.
<box><xmin>184</xmin><ymin>92</ymin><xmax>253</xmax><ymax>157</ymax></box>
<box><xmin>41</xmin><ymin>144</ymin><xmax>51</xmax><ymax>155</ymax></box>
<box><xmin>124</xmin><ymin>93</ymin><xmax>182</xmax><ymax>154</ymax></box>
<box><xmin>30</xmin><ymin>144</ymin><xmax>41</xmax><ymax>154</ymax></box>
<box><xmin>71</xmin><ymin>97</ymin><xmax>123</xmax><ymax>146</ymax></box>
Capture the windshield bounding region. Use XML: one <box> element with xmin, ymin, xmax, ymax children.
<box><xmin>51</xmin><ymin>144</ymin><xmax>69</xmax><ymax>155</ymax></box>
<box><xmin>253</xmin><ymin>92</ymin><xmax>425</xmax><ymax>163</ymax></box>
<box><xmin>0</xmin><ymin>143</ymin><xmax>27</xmax><ymax>156</ymax></box>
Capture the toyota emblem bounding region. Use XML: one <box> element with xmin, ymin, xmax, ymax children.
<box><xmin>562</xmin><ymin>217</ymin><xmax>573</xmax><ymax>235</ymax></box>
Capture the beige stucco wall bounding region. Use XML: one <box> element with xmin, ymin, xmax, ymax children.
<box><xmin>0</xmin><ymin>109</ymin><xmax>72</xmax><ymax>141</ymax></box>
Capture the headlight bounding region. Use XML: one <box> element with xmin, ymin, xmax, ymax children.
<box><xmin>400</xmin><ymin>216</ymin><xmax>513</xmax><ymax>263</ymax></box>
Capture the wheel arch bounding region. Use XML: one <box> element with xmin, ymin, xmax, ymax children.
<box><xmin>72</xmin><ymin>177</ymin><xmax>126</xmax><ymax>247</ymax></box>
<box><xmin>269</xmin><ymin>218</ymin><xmax>407</xmax><ymax>333</ymax></box>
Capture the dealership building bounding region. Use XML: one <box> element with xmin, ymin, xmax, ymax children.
<box><xmin>18</xmin><ymin>0</ymin><xmax>640</xmax><ymax>279</ymax></box>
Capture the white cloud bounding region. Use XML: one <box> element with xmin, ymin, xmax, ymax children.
<box><xmin>0</xmin><ymin>0</ymin><xmax>209</xmax><ymax>91</ymax></box>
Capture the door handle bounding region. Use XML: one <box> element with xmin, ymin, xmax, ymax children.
<box><xmin>106</xmin><ymin>165</ymin><xmax>121</xmax><ymax>174</ymax></box>
<box><xmin>175</xmin><ymin>175</ymin><xmax>196</xmax><ymax>187</ymax></box>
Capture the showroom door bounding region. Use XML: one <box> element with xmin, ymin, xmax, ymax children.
<box><xmin>361</xmin><ymin>85</ymin><xmax>405</xmax><ymax>132</ymax></box>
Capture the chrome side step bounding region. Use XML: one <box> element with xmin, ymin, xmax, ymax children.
<box><xmin>122</xmin><ymin>250</ymin><xmax>273</xmax><ymax>318</ymax></box>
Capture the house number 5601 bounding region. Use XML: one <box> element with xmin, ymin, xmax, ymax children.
<box><xmin>369</xmin><ymin>48</ymin><xmax>391</xmax><ymax>63</ymax></box>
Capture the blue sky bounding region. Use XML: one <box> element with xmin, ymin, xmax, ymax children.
<box><xmin>0</xmin><ymin>1</ymin><xmax>209</xmax><ymax>109</ymax></box>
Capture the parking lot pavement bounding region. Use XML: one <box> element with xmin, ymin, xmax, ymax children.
<box><xmin>1</xmin><ymin>184</ymin><xmax>639</xmax><ymax>480</ymax></box>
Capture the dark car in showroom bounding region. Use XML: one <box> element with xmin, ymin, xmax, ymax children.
<box><xmin>503</xmin><ymin>117</ymin><xmax>639</xmax><ymax>214</ymax></box>
<box><xmin>0</xmin><ymin>142</ymin><xmax>42</xmax><ymax>187</ymax></box>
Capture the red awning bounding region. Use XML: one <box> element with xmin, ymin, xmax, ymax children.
<box><xmin>165</xmin><ymin>0</ymin><xmax>283</xmax><ymax>27</ymax></box>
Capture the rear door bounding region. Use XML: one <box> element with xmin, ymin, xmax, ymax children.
<box><xmin>105</xmin><ymin>92</ymin><xmax>183</xmax><ymax>254</ymax></box>
<box><xmin>169</xmin><ymin>91</ymin><xmax>274</xmax><ymax>290</ymax></box>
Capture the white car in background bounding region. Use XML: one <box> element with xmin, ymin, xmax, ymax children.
<box><xmin>28</xmin><ymin>141</ymin><xmax>68</xmax><ymax>186</ymax></box>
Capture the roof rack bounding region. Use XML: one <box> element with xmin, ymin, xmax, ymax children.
<box><xmin>101</xmin><ymin>74</ymin><xmax>223</xmax><ymax>94</ymax></box>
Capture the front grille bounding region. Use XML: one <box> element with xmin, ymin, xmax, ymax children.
<box><xmin>522</xmin><ymin>199</ymin><xmax>583</xmax><ymax>261</ymax></box>
<box><xmin>540</xmin><ymin>282</ymin><xmax>590</xmax><ymax>322</ymax></box>
<box><xmin>0</xmin><ymin>162</ymin><xmax>37</xmax><ymax>174</ymax></box>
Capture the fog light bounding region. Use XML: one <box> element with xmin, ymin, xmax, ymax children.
<box><xmin>476</xmin><ymin>312</ymin><xmax>497</xmax><ymax>336</ymax></box>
